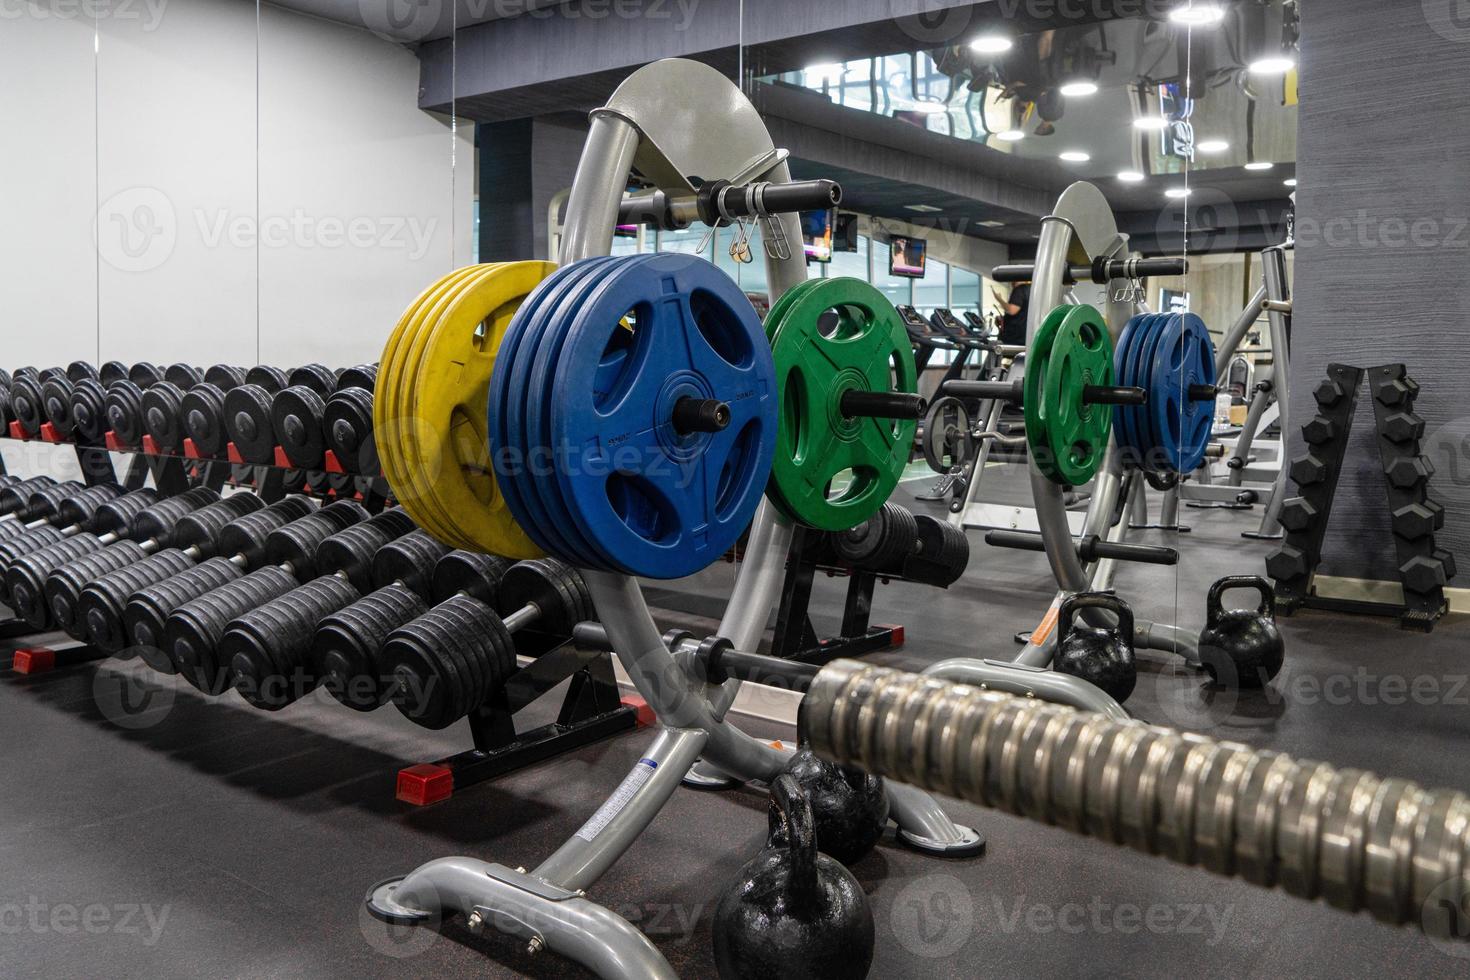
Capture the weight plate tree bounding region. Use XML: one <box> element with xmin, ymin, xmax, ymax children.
<box><xmin>763</xmin><ymin>277</ymin><xmax>921</xmax><ymax>531</ymax></box>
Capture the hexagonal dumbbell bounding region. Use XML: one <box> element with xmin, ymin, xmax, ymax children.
<box><xmin>1380</xmin><ymin>411</ymin><xmax>1425</xmax><ymax>444</ymax></box>
<box><xmin>1434</xmin><ymin>549</ymin><xmax>1457</xmax><ymax>582</ymax></box>
<box><xmin>1266</xmin><ymin>544</ymin><xmax>1312</xmax><ymax>583</ymax></box>
<box><xmin>1400</xmin><ymin>555</ymin><xmax>1447</xmax><ymax>595</ymax></box>
<box><xmin>1302</xmin><ymin>416</ymin><xmax>1337</xmax><ymax>446</ymax></box>
<box><xmin>1392</xmin><ymin>503</ymin><xmax>1438</xmax><ymax>541</ymax></box>
<box><xmin>1278</xmin><ymin>498</ymin><xmax>1319</xmax><ymax>533</ymax></box>
<box><xmin>1313</xmin><ymin>379</ymin><xmax>1345</xmax><ymax>408</ymax></box>
<box><xmin>1374</xmin><ymin>377</ymin><xmax>1415</xmax><ymax>407</ymax></box>
<box><xmin>1425</xmin><ymin>499</ymin><xmax>1446</xmax><ymax>530</ymax></box>
<box><xmin>1289</xmin><ymin>453</ymin><xmax>1329</xmax><ymax>487</ymax></box>
<box><xmin>1385</xmin><ymin>455</ymin><xmax>1435</xmax><ymax>489</ymax></box>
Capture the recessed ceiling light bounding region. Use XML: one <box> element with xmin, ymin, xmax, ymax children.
<box><xmin>994</xmin><ymin>129</ymin><xmax>1026</xmax><ymax>141</ymax></box>
<box><xmin>904</xmin><ymin>203</ymin><xmax>943</xmax><ymax>213</ymax></box>
<box><xmin>978</xmin><ymin>220</ymin><xmax>1006</xmax><ymax>228</ymax></box>
<box><xmin>1118</xmin><ymin>171</ymin><xmax>1146</xmax><ymax>183</ymax></box>
<box><xmin>1165</xmin><ymin>187</ymin><xmax>1192</xmax><ymax>199</ymax></box>
<box><xmin>1284</xmin><ymin>178</ymin><xmax>1298</xmax><ymax>187</ymax></box>
<box><xmin>1197</xmin><ymin>139</ymin><xmax>1230</xmax><ymax>153</ymax></box>
<box><xmin>910</xmin><ymin>97</ymin><xmax>949</xmax><ymax>115</ymax></box>
<box><xmin>970</xmin><ymin>35</ymin><xmax>1013</xmax><ymax>54</ymax></box>
<box><xmin>1059</xmin><ymin>151</ymin><xmax>1091</xmax><ymax>163</ymax></box>
<box><xmin>1244</xmin><ymin>161</ymin><xmax>1275</xmax><ymax>171</ymax></box>
<box><xmin>1168</xmin><ymin>4</ymin><xmax>1226</xmax><ymax>26</ymax></box>
<box><xmin>1249</xmin><ymin>56</ymin><xmax>1296</xmax><ymax>75</ymax></box>
<box><xmin>1133</xmin><ymin>116</ymin><xmax>1170</xmax><ymax>131</ymax></box>
<box><xmin>1059</xmin><ymin>81</ymin><xmax>1099</xmax><ymax>97</ymax></box>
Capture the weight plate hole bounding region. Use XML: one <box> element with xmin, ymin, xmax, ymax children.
<box><xmin>606</xmin><ymin>472</ymin><xmax>676</xmax><ymax>544</ymax></box>
<box><xmin>593</xmin><ymin>306</ymin><xmax>643</xmax><ymax>412</ymax></box>
<box><xmin>691</xmin><ymin>288</ymin><xmax>754</xmax><ymax>368</ymax></box>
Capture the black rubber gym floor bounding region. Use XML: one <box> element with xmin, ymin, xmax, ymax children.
<box><xmin>2</xmin><ymin>475</ymin><xmax>1468</xmax><ymax>978</ymax></box>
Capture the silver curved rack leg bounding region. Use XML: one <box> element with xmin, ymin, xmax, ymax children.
<box><xmin>365</xmin><ymin>59</ymin><xmax>979</xmax><ymax>978</ymax></box>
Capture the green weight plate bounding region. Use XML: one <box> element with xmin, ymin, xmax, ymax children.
<box><xmin>1024</xmin><ymin>304</ymin><xmax>1113</xmax><ymax>487</ymax></box>
<box><xmin>766</xmin><ymin>277</ymin><xmax>918</xmax><ymax>530</ymax></box>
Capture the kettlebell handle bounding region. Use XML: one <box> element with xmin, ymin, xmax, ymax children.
<box><xmin>1206</xmin><ymin>575</ymin><xmax>1276</xmax><ymax>628</ymax></box>
<box><xmin>1056</xmin><ymin>592</ymin><xmax>1134</xmax><ymax>649</ymax></box>
<box><xmin>770</xmin><ymin>773</ymin><xmax>819</xmax><ymax>903</ymax></box>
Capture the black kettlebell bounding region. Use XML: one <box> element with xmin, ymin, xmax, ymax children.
<box><xmin>1198</xmin><ymin>575</ymin><xmax>1285</xmax><ymax>689</ymax></box>
<box><xmin>1054</xmin><ymin>592</ymin><xmax>1137</xmax><ymax>702</ymax></box>
<box><xmin>713</xmin><ymin>774</ymin><xmax>875</xmax><ymax>980</ymax></box>
<box><xmin>772</xmin><ymin>710</ymin><xmax>889</xmax><ymax>866</ymax></box>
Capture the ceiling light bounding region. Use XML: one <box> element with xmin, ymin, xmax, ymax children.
<box><xmin>994</xmin><ymin>129</ymin><xmax>1026</xmax><ymax>141</ymax></box>
<box><xmin>1133</xmin><ymin>116</ymin><xmax>1170</xmax><ymax>131</ymax></box>
<box><xmin>1244</xmin><ymin>161</ymin><xmax>1274</xmax><ymax>171</ymax></box>
<box><xmin>1118</xmin><ymin>171</ymin><xmax>1146</xmax><ymax>183</ymax></box>
<box><xmin>904</xmin><ymin>203</ymin><xmax>943</xmax><ymax>213</ymax></box>
<box><xmin>1284</xmin><ymin>178</ymin><xmax>1298</xmax><ymax>187</ymax></box>
<box><xmin>1059</xmin><ymin>81</ymin><xmax>1099</xmax><ymax>97</ymax></box>
<box><xmin>1197</xmin><ymin>139</ymin><xmax>1230</xmax><ymax>153</ymax></box>
<box><xmin>1165</xmin><ymin>187</ymin><xmax>1192</xmax><ymax>199</ymax></box>
<box><xmin>1168</xmin><ymin>4</ymin><xmax>1226</xmax><ymax>26</ymax></box>
<box><xmin>978</xmin><ymin>220</ymin><xmax>1006</xmax><ymax>228</ymax></box>
<box><xmin>970</xmin><ymin>34</ymin><xmax>1013</xmax><ymax>55</ymax></box>
<box><xmin>1249</xmin><ymin>56</ymin><xmax>1296</xmax><ymax>75</ymax></box>
<box><xmin>910</xmin><ymin>97</ymin><xmax>950</xmax><ymax>115</ymax></box>
<box><xmin>1059</xmin><ymin>151</ymin><xmax>1091</xmax><ymax>163</ymax></box>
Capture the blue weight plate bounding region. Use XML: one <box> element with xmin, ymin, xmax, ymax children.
<box><xmin>550</xmin><ymin>253</ymin><xmax>777</xmax><ymax>579</ymax></box>
<box><xmin>502</xmin><ymin>256</ymin><xmax>619</xmax><ymax>566</ymax></box>
<box><xmin>520</xmin><ymin>255</ymin><xmax>630</xmax><ymax>569</ymax></box>
<box><xmin>489</xmin><ymin>259</ymin><xmax>602</xmax><ymax>559</ymax></box>
<box><xmin>1119</xmin><ymin>313</ymin><xmax>1163</xmax><ymax>466</ymax></box>
<box><xmin>1133</xmin><ymin>313</ymin><xmax>1174</xmax><ymax>471</ymax></box>
<box><xmin>1111</xmin><ymin>314</ymin><xmax>1148</xmax><ymax>465</ymax></box>
<box><xmin>1148</xmin><ymin>312</ymin><xmax>1216</xmax><ymax>472</ymax></box>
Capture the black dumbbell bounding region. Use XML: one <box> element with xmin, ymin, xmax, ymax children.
<box><xmin>311</xmin><ymin>529</ymin><xmax>456</xmax><ymax>710</ymax></box>
<box><xmin>99</xmin><ymin>361</ymin><xmax>129</xmax><ymax>386</ymax></box>
<box><xmin>272</xmin><ymin>384</ymin><xmax>328</xmax><ymax>469</ymax></box>
<box><xmin>223</xmin><ymin>369</ymin><xmax>292</xmax><ymax>464</ymax></box>
<box><xmin>165</xmin><ymin>363</ymin><xmax>203</xmax><ymax>389</ymax></box>
<box><xmin>4</xmin><ymin>487</ymin><xmax>230</xmax><ymax>630</ymax></box>
<box><xmin>0</xmin><ymin>483</ymin><xmax>125</xmax><ymax>542</ymax></box>
<box><xmin>385</xmin><ymin>557</ymin><xmax>592</xmax><ymax>729</ymax></box>
<box><xmin>336</xmin><ymin>363</ymin><xmax>377</xmax><ymax>393</ymax></box>
<box><xmin>7</xmin><ymin>372</ymin><xmax>50</xmax><ymax>437</ymax></box>
<box><xmin>289</xmin><ymin>363</ymin><xmax>339</xmax><ymax>398</ymax></box>
<box><xmin>222</xmin><ymin>509</ymin><xmax>420</xmax><ymax>710</ymax></box>
<box><xmin>0</xmin><ymin>476</ymin><xmax>65</xmax><ymax>523</ymax></box>
<box><xmin>103</xmin><ymin>379</ymin><xmax>148</xmax><ymax>449</ymax></box>
<box><xmin>180</xmin><ymin>366</ymin><xmax>250</xmax><ymax>456</ymax></box>
<box><xmin>38</xmin><ymin>373</ymin><xmax>78</xmax><ymax>436</ymax></box>
<box><xmin>129</xmin><ymin>362</ymin><xmax>163</xmax><ymax>388</ymax></box>
<box><xmin>68</xmin><ymin>379</ymin><xmax>110</xmax><ymax>443</ymax></box>
<box><xmin>165</xmin><ymin>499</ymin><xmax>370</xmax><ymax>694</ymax></box>
<box><xmin>324</xmin><ymin>385</ymin><xmax>376</xmax><ymax>475</ymax></box>
<box><xmin>141</xmin><ymin>381</ymin><xmax>190</xmax><ymax>454</ymax></box>
<box><xmin>126</xmin><ymin>497</ymin><xmax>320</xmax><ymax>671</ymax></box>
<box><xmin>204</xmin><ymin>364</ymin><xmax>247</xmax><ymax>390</ymax></box>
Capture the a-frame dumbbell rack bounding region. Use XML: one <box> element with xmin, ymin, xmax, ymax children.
<box><xmin>1268</xmin><ymin>363</ymin><xmax>1456</xmax><ymax>632</ymax></box>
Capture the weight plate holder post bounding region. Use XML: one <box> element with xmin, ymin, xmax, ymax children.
<box><xmin>363</xmin><ymin>60</ymin><xmax>982</xmax><ymax>980</ymax></box>
<box><xmin>926</xmin><ymin>183</ymin><xmax>1204</xmax><ymax>718</ymax></box>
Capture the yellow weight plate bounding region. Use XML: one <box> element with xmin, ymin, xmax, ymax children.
<box><xmin>403</xmin><ymin>259</ymin><xmax>554</xmax><ymax>559</ymax></box>
<box><xmin>386</xmin><ymin>270</ymin><xmax>501</xmax><ymax>547</ymax></box>
<box><xmin>377</xmin><ymin>265</ymin><xmax>494</xmax><ymax>540</ymax></box>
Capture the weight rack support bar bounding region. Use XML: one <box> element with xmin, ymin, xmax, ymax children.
<box><xmin>985</xmin><ymin>529</ymin><xmax>1178</xmax><ymax>566</ymax></box>
<box><xmin>991</xmin><ymin>256</ymin><xmax>1187</xmax><ymax>284</ymax></box>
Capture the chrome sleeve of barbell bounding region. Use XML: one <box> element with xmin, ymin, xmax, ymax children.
<box><xmin>804</xmin><ymin>660</ymin><xmax>1470</xmax><ymax>938</ymax></box>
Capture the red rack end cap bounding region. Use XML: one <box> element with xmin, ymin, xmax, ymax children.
<box><xmin>105</xmin><ymin>430</ymin><xmax>123</xmax><ymax>452</ymax></box>
<box><xmin>875</xmin><ymin>624</ymin><xmax>905</xmax><ymax>647</ymax></box>
<box><xmin>183</xmin><ymin>438</ymin><xmax>201</xmax><ymax>459</ymax></box>
<box><xmin>396</xmin><ymin>764</ymin><xmax>454</xmax><ymax>806</ymax></box>
<box><xmin>273</xmin><ymin>445</ymin><xmax>291</xmax><ymax>469</ymax></box>
<box><xmin>621</xmin><ymin>695</ymin><xmax>657</xmax><ymax>728</ymax></box>
<box><xmin>8</xmin><ymin>421</ymin><xmax>26</xmax><ymax>441</ymax></box>
<box><xmin>323</xmin><ymin>449</ymin><xmax>344</xmax><ymax>474</ymax></box>
<box><xmin>40</xmin><ymin>422</ymin><xmax>63</xmax><ymax>444</ymax></box>
<box><xmin>141</xmin><ymin>434</ymin><xmax>161</xmax><ymax>456</ymax></box>
<box><xmin>13</xmin><ymin>648</ymin><xmax>56</xmax><ymax>675</ymax></box>
<box><xmin>227</xmin><ymin>442</ymin><xmax>244</xmax><ymax>465</ymax></box>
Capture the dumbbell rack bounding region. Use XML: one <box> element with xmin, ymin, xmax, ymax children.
<box><xmin>766</xmin><ymin>525</ymin><xmax>904</xmax><ymax>664</ymax></box>
<box><xmin>1268</xmin><ymin>363</ymin><xmax>1456</xmax><ymax>632</ymax></box>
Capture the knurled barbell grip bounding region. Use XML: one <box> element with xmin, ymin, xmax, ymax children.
<box><xmin>839</xmin><ymin>390</ymin><xmax>928</xmax><ymax>420</ymax></box>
